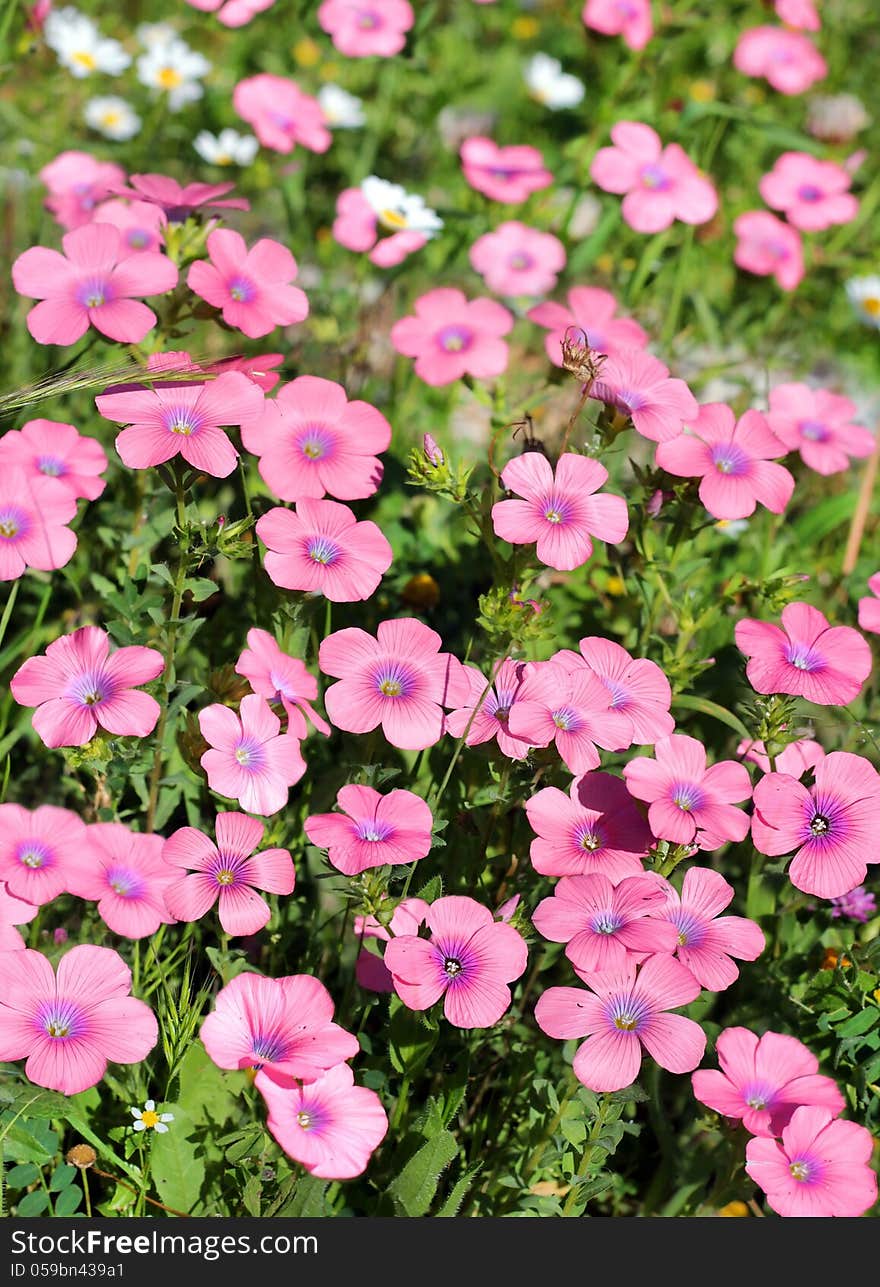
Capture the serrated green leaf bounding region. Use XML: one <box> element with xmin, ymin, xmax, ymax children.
<box><xmin>276</xmin><ymin>1173</ymin><xmax>328</xmax><ymax>1217</ymax></box>
<box><xmin>390</xmin><ymin>1129</ymin><xmax>459</xmax><ymax>1217</ymax></box>
<box><xmin>436</xmin><ymin>1163</ymin><xmax>482</xmax><ymax>1217</ymax></box>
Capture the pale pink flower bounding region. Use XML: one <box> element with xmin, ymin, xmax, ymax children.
<box><xmin>554</xmin><ymin>637</ymin><xmax>674</xmax><ymax>745</ymax></box>
<box><xmin>67</xmin><ymin>824</ymin><xmax>174</xmax><ymax>940</ymax></box>
<box><xmin>623</xmin><ymin>735</ymin><xmax>752</xmax><ymax>851</ymax></box>
<box><xmin>112</xmin><ymin>174</ymin><xmax>249</xmax><ymax>220</ymax></box>
<box><xmin>390</xmin><ymin>288</ymin><xmax>513</xmax><ymax>386</ymax></box>
<box><xmin>751</xmin><ymin>751</ymin><xmax>880</xmax><ymax>898</ymax></box>
<box><xmin>657</xmin><ymin>867</ymin><xmax>764</xmax><ymax>991</ymax></box>
<box><xmin>318</xmin><ymin>0</ymin><xmax>413</xmax><ymax>57</ymax></box>
<box><xmin>733</xmin><ymin>26</ymin><xmax>827</xmax><ymax>95</ymax></box>
<box><xmin>524</xmin><ymin>772</ymin><xmax>653</xmax><ymax>879</ymax></box>
<box><xmin>469</xmin><ymin>222</ymin><xmax>565</xmax><ymax>298</ymax></box>
<box><xmin>735</xmin><ymin>602</ymin><xmax>872</xmax><ymax>706</ymax></box>
<box><xmin>527</xmin><ymin>286</ymin><xmax>648</xmax><ymax>368</ymax></box>
<box><xmin>235</xmin><ymin>628</ymin><xmax>330</xmax><ymax>738</ymax></box>
<box><xmin>0</xmin><ymin>419</ymin><xmax>107</xmax><ymax>502</ymax></box>
<box><xmin>746</xmin><ymin>1106</ymin><xmax>877</xmax><ymax>1217</ymax></box>
<box><xmin>11</xmin><ymin>626</ymin><xmax>164</xmax><ymax>748</ymax></box>
<box><xmin>766</xmin><ymin>383</ymin><xmax>874</xmax><ymax>475</ymax></box>
<box><xmin>92</xmin><ymin>199</ymin><xmax>166</xmax><ymax>254</ymax></box>
<box><xmin>737</xmin><ymin>736</ymin><xmax>825</xmax><ymax>777</ymax></box>
<box><xmin>589</xmin><ymin>349</ymin><xmax>699</xmax><ymax>443</ymax></box>
<box><xmin>582</xmin><ymin>0</ymin><xmax>652</xmax><ymax>50</ymax></box>
<box><xmin>257</xmin><ymin>500</ymin><xmax>393</xmax><ymax>602</ymax></box>
<box><xmin>590</xmin><ymin>122</ymin><xmax>718</xmax><ymax>233</ymax></box>
<box><xmin>775</xmin><ymin>0</ymin><xmax>820</xmax><ymax>30</ymax></box>
<box><xmin>460</xmin><ymin>137</ymin><xmax>553</xmax><ymax>204</ymax></box>
<box><xmin>508</xmin><ymin>660</ymin><xmax>633</xmax><ymax>773</ymax></box>
<box><xmin>319</xmin><ymin>618</ymin><xmax>468</xmax><ymax>751</ymax></box>
<box><xmin>491</xmin><ymin>452</ymin><xmax>628</xmax><ymax>572</ymax></box>
<box><xmin>164</xmin><ymin>811</ymin><xmax>295</xmax><ymax>936</ymax></box>
<box><xmin>233</xmin><ymin>74</ymin><xmax>331</xmax><ymax>155</ymax></box>
<box><xmin>0</xmin><ymin>944</ymin><xmax>158</xmax><ymax>1095</ymax></box>
<box><xmin>207</xmin><ymin>352</ymin><xmax>283</xmax><ymax>391</ymax></box>
<box><xmin>305</xmin><ymin>785</ymin><xmax>433</xmax><ymax>876</ymax></box>
<box><xmin>733</xmin><ymin>211</ymin><xmax>804</xmax><ymax>290</ymax></box>
<box><xmin>384</xmin><ymin>895</ymin><xmax>528</xmax><ymax>1028</ymax></box>
<box><xmin>759</xmin><ymin>152</ymin><xmax>857</xmax><ymax>231</ymax></box>
<box><xmin>186</xmin><ymin>0</ymin><xmax>276</xmax><ymax>26</ymax></box>
<box><xmin>535</xmin><ymin>955</ymin><xmax>705</xmax><ymax>1092</ymax></box>
<box><xmin>655</xmin><ymin>404</ymin><xmax>795</xmax><ymax>521</ymax></box>
<box><xmin>532</xmin><ymin>873</ymin><xmax>676</xmax><ymax>974</ymax></box>
<box><xmin>95</xmin><ymin>371</ymin><xmax>265</xmax><ymax>478</ymax></box>
<box><xmin>0</xmin><ymin>468</ymin><xmax>77</xmax><ymax>581</ymax></box>
<box><xmin>187</xmin><ymin>229</ymin><xmax>308</xmax><ymax>340</ymax></box>
<box><xmin>199</xmin><ymin>694</ymin><xmax>307</xmax><ymax>816</ymax></box>
<box><xmin>12</xmin><ymin>223</ymin><xmax>178</xmax><ymax>346</ymax></box>
<box><xmin>0</xmin><ymin>881</ymin><xmax>38</xmax><ymax>952</ymax></box>
<box><xmin>241</xmin><ymin>376</ymin><xmax>390</xmax><ymax>502</ymax></box>
<box><xmin>444</xmin><ymin>658</ymin><xmax>532</xmax><ymax>761</ymax></box>
<box><xmin>858</xmin><ymin>573</ymin><xmax>880</xmax><ymax>636</ymax></box>
<box><xmin>692</xmin><ymin>1027</ymin><xmax>844</xmax><ymax>1138</ymax></box>
<box><xmin>40</xmin><ymin>152</ymin><xmax>126</xmax><ymax>231</ymax></box>
<box><xmin>0</xmin><ymin>805</ymin><xmax>86</xmax><ymax>905</ymax></box>
<box><xmin>257</xmin><ymin>1064</ymin><xmax>388</xmax><ymax>1179</ymax></box>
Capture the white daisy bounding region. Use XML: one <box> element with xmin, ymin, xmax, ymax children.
<box><xmin>136</xmin><ymin>22</ymin><xmax>179</xmax><ymax>49</ymax></box>
<box><xmin>137</xmin><ymin>39</ymin><xmax>211</xmax><ymax>112</ymax></box>
<box><xmin>45</xmin><ymin>7</ymin><xmax>131</xmax><ymax>79</ymax></box>
<box><xmin>317</xmin><ymin>84</ymin><xmax>365</xmax><ymax>129</ymax></box>
<box><xmin>84</xmin><ymin>96</ymin><xmax>142</xmax><ymax>141</ymax></box>
<box><xmin>194</xmin><ymin>128</ymin><xmax>259</xmax><ymax>166</ymax></box>
<box><xmin>130</xmin><ymin>1100</ymin><xmax>174</xmax><ymax>1134</ymax></box>
<box><xmin>846</xmin><ymin>276</ymin><xmax>880</xmax><ymax>330</ymax></box>
<box><xmin>714</xmin><ymin>519</ymin><xmax>750</xmax><ymax>539</ymax></box>
<box><xmin>360</xmin><ymin>176</ymin><xmax>443</xmax><ymax>237</ymax></box>
<box><xmin>524</xmin><ymin>53</ymin><xmax>585</xmax><ymax>110</ymax></box>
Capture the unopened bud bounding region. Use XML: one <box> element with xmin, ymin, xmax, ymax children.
<box><xmin>423</xmin><ymin>434</ymin><xmax>444</xmax><ymax>467</ymax></box>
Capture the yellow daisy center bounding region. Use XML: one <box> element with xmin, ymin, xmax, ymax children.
<box><xmin>140</xmin><ymin>1109</ymin><xmax>160</xmax><ymax>1129</ymax></box>
<box><xmin>73</xmin><ymin>51</ymin><xmax>97</xmax><ymax>70</ymax></box>
<box><xmin>158</xmin><ymin>67</ymin><xmax>183</xmax><ymax>90</ymax></box>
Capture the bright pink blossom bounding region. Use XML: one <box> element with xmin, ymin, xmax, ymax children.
<box><xmin>582</xmin><ymin>0</ymin><xmax>652</xmax><ymax>50</ymax></box>
<box><xmin>766</xmin><ymin>383</ymin><xmax>874</xmax><ymax>475</ymax></box>
<box><xmin>460</xmin><ymin>137</ymin><xmax>553</xmax><ymax>204</ymax></box>
<box><xmin>444</xmin><ymin>658</ymin><xmax>532</xmax><ymax>761</ymax></box>
<box><xmin>759</xmin><ymin>153</ymin><xmax>858</xmax><ymax>231</ymax></box>
<box><xmin>657</xmin><ymin>867</ymin><xmax>764</xmax><ymax>991</ymax></box>
<box><xmin>692</xmin><ymin>1027</ymin><xmax>844</xmax><ymax>1138</ymax></box>
<box><xmin>858</xmin><ymin>573</ymin><xmax>880</xmax><ymax>636</ymax></box>
<box><xmin>734</xmin><ymin>26</ymin><xmax>827</xmax><ymax>95</ymax></box>
<box><xmin>11</xmin><ymin>626</ymin><xmax>164</xmax><ymax>748</ymax></box>
<box><xmin>199</xmin><ymin>695</ymin><xmax>307</xmax><ymax>816</ymax></box>
<box><xmin>469</xmin><ymin>222</ymin><xmax>565</xmax><ymax>298</ymax></box>
<box><xmin>751</xmin><ymin>751</ymin><xmax>880</xmax><ymax>898</ymax></box>
<box><xmin>112</xmin><ymin>174</ymin><xmax>249</xmax><ymax>219</ymax></box>
<box><xmin>318</xmin><ymin>0</ymin><xmax>413</xmax><ymax>57</ymax></box>
<box><xmin>535</xmin><ymin>955</ymin><xmax>706</xmax><ymax>1092</ymax></box>
<box><xmin>590</xmin><ymin>122</ymin><xmax>718</xmax><ymax>233</ymax></box>
<box><xmin>508</xmin><ymin>660</ymin><xmax>632</xmax><ymax>773</ymax></box>
<box><xmin>0</xmin><ymin>805</ymin><xmax>86</xmax><ymax>905</ymax></box>
<box><xmin>257</xmin><ymin>1063</ymin><xmax>388</xmax><ymax>1179</ymax></box>
<box><xmin>527</xmin><ymin>286</ymin><xmax>648</xmax><ymax>369</ymax></box>
<box><xmin>623</xmin><ymin>735</ymin><xmax>752</xmax><ymax>851</ymax></box>
<box><xmin>92</xmin><ymin>200</ymin><xmax>167</xmax><ymax>254</ymax></box>
<box><xmin>0</xmin><ymin>881</ymin><xmax>38</xmax><ymax>952</ymax></box>
<box><xmin>746</xmin><ymin>1106</ymin><xmax>877</xmax><ymax>1217</ymax></box>
<box><xmin>95</xmin><ymin>371</ymin><xmax>264</xmax><ymax>478</ymax></box>
<box><xmin>0</xmin><ymin>468</ymin><xmax>77</xmax><ymax>581</ymax></box>
<box><xmin>305</xmin><ymin>785</ymin><xmax>433</xmax><ymax>876</ymax></box>
<box><xmin>187</xmin><ymin>229</ymin><xmax>308</xmax><ymax>339</ymax></box>
<box><xmin>390</xmin><ymin>288</ymin><xmax>513</xmax><ymax>386</ymax></box>
<box><xmin>655</xmin><ymin>404</ymin><xmax>794</xmax><ymax>521</ymax></box>
<box><xmin>525</xmin><ymin>772</ymin><xmax>653</xmax><ymax>879</ymax></box>
<box><xmin>554</xmin><ymin>637</ymin><xmax>674</xmax><ymax>745</ymax></box>
<box><xmin>256</xmin><ymin>500</ymin><xmax>393</xmax><ymax>602</ymax></box>
<box><xmin>589</xmin><ymin>349</ymin><xmax>699</xmax><ymax>443</ymax></box>
<box><xmin>12</xmin><ymin>223</ymin><xmax>178</xmax><ymax>346</ymax></box>
<box><xmin>733</xmin><ymin>211</ymin><xmax>804</xmax><ymax>290</ymax></box>
<box><xmin>207</xmin><ymin>352</ymin><xmax>283</xmax><ymax>392</ymax></box>
<box><xmin>164</xmin><ymin>811</ymin><xmax>295</xmax><ymax>936</ymax></box>
<box><xmin>0</xmin><ymin>944</ymin><xmax>158</xmax><ymax>1095</ymax></box>
<box><xmin>533</xmin><ymin>873</ymin><xmax>676</xmax><ymax>974</ymax></box>
<box><xmin>241</xmin><ymin>376</ymin><xmax>390</xmax><ymax>502</ymax></box>
<box><xmin>0</xmin><ymin>419</ymin><xmax>107</xmax><ymax>502</ymax></box>
<box><xmin>186</xmin><ymin>0</ymin><xmax>276</xmax><ymax>26</ymax></box>
<box><xmin>235</xmin><ymin>628</ymin><xmax>330</xmax><ymax>738</ymax></box>
<box><xmin>319</xmin><ymin>618</ymin><xmax>468</xmax><ymax>751</ymax></box>
<box><xmin>68</xmin><ymin>824</ymin><xmax>174</xmax><ymax>940</ymax></box>
<box><xmin>735</xmin><ymin>602</ymin><xmax>872</xmax><ymax>706</ymax></box>
<box><xmin>40</xmin><ymin>152</ymin><xmax>126</xmax><ymax>231</ymax></box>
<box><xmin>233</xmin><ymin>75</ymin><xmax>331</xmax><ymax>155</ymax></box>
<box><xmin>737</xmin><ymin>736</ymin><xmax>825</xmax><ymax>777</ymax></box>
<box><xmin>492</xmin><ymin>452</ymin><xmax>628</xmax><ymax>572</ymax></box>
<box><xmin>775</xmin><ymin>0</ymin><xmax>820</xmax><ymax>30</ymax></box>
<box><xmin>384</xmin><ymin>895</ymin><xmax>528</xmax><ymax>1028</ymax></box>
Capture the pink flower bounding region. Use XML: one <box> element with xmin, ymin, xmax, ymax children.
<box><xmin>0</xmin><ymin>468</ymin><xmax>77</xmax><ymax>581</ymax></box>
<box><xmin>524</xmin><ymin>772</ymin><xmax>654</xmax><ymax>879</ymax></box>
<box><xmin>751</xmin><ymin>751</ymin><xmax>880</xmax><ymax>898</ymax></box>
<box><xmin>0</xmin><ymin>419</ymin><xmax>107</xmax><ymax>502</ymax></box>
<box><xmin>187</xmin><ymin>229</ymin><xmax>308</xmax><ymax>340</ymax></box>
<box><xmin>112</xmin><ymin>174</ymin><xmax>249</xmax><ymax>219</ymax></box>
<box><xmin>40</xmin><ymin>152</ymin><xmax>126</xmax><ymax>231</ymax></box>
<box><xmin>469</xmin><ymin>222</ymin><xmax>566</xmax><ymax>298</ymax></box>
<box><xmin>766</xmin><ymin>383</ymin><xmax>874</xmax><ymax>475</ymax></box>
<box><xmin>331</xmin><ymin>188</ymin><xmax>431</xmax><ymax>268</ymax></box>
<box><xmin>206</xmin><ymin>352</ymin><xmax>283</xmax><ymax>392</ymax></box>
<box><xmin>589</xmin><ymin>349</ymin><xmax>699</xmax><ymax>443</ymax></box>
<box><xmin>257</xmin><ymin>1064</ymin><xmax>388</xmax><ymax>1179</ymax></box>
<box><xmin>241</xmin><ymin>376</ymin><xmax>390</xmax><ymax>502</ymax></box>
<box><xmin>532</xmin><ymin>873</ymin><xmax>676</xmax><ymax>974</ymax></box>
<box><xmin>737</xmin><ymin>736</ymin><xmax>825</xmax><ymax>777</ymax></box>
<box><xmin>0</xmin><ymin>881</ymin><xmax>38</xmax><ymax>952</ymax></box>
<box><xmin>11</xmin><ymin>626</ymin><xmax>164</xmax><ymax>748</ymax></box>
<box><xmin>491</xmin><ymin>452</ymin><xmax>629</xmax><ymax>572</ymax></box>
<box><xmin>775</xmin><ymin>0</ymin><xmax>820</xmax><ymax>30</ymax></box>
<box><xmin>733</xmin><ymin>211</ymin><xmax>804</xmax><ymax>291</ymax></box>
<box><xmin>317</xmin><ymin>0</ymin><xmax>413</xmax><ymax>56</ymax></box>
<box><xmin>384</xmin><ymin>895</ymin><xmax>528</xmax><ymax>1028</ymax></box>
<box><xmin>235</xmin><ymin>628</ymin><xmax>330</xmax><ymax>738</ymax></box>
<box><xmin>692</xmin><ymin>1027</ymin><xmax>844</xmax><ymax>1138</ymax></box>
<box><xmin>735</xmin><ymin>602</ymin><xmax>872</xmax><ymax>706</ymax></box>
<box><xmin>256</xmin><ymin>500</ymin><xmax>393</xmax><ymax>602</ymax></box>
<box><xmin>0</xmin><ymin>944</ymin><xmax>157</xmax><ymax>1095</ymax></box>
<box><xmin>233</xmin><ymin>74</ymin><xmax>331</xmax><ymax>155</ymax></box>
<box><xmin>390</xmin><ymin>288</ymin><xmax>513</xmax><ymax>387</ymax></box>
<box><xmin>67</xmin><ymin>824</ymin><xmax>174</xmax><ymax>940</ymax></box>
<box><xmin>319</xmin><ymin>618</ymin><xmax>468</xmax><ymax>751</ymax></box>
<box><xmin>759</xmin><ymin>153</ymin><xmax>857</xmax><ymax>232</ymax></box>
<box><xmin>186</xmin><ymin>0</ymin><xmax>276</xmax><ymax>25</ymax></box>
<box><xmin>95</xmin><ymin>371</ymin><xmax>264</xmax><ymax>478</ymax></box>
<box><xmin>655</xmin><ymin>404</ymin><xmax>794</xmax><ymax>521</ymax></box>
<box><xmin>305</xmin><ymin>785</ymin><xmax>433</xmax><ymax>876</ymax></box>
<box><xmin>858</xmin><ymin>573</ymin><xmax>880</xmax><ymax>636</ymax></box>
<box><xmin>746</xmin><ymin>1106</ymin><xmax>877</xmax><ymax>1217</ymax></box>
<box><xmin>535</xmin><ymin>955</ymin><xmax>705</xmax><ymax>1092</ymax></box>
<box><xmin>507</xmin><ymin>660</ymin><xmax>633</xmax><ymax>773</ymax></box>
<box><xmin>582</xmin><ymin>0</ymin><xmax>652</xmax><ymax>50</ymax></box>
<box><xmin>199</xmin><ymin>695</ymin><xmax>307</xmax><ymax>816</ymax></box>
<box><xmin>734</xmin><ymin>26</ymin><xmax>827</xmax><ymax>95</ymax></box>
<box><xmin>460</xmin><ymin>137</ymin><xmax>553</xmax><ymax>204</ymax></box>
<box><xmin>0</xmin><ymin>805</ymin><xmax>86</xmax><ymax>905</ymax></box>
<box><xmin>200</xmin><ymin>972</ymin><xmax>358</xmax><ymax>1082</ymax></box>
<box><xmin>623</xmin><ymin>735</ymin><xmax>752</xmax><ymax>850</ymax></box>
<box><xmin>164</xmin><ymin>811</ymin><xmax>295</xmax><ymax>936</ymax></box>
<box><xmin>354</xmin><ymin>899</ymin><xmax>429</xmax><ymax>992</ymax></box>
<box><xmin>92</xmin><ymin>199</ymin><xmax>167</xmax><ymax>254</ymax></box>
<box><xmin>527</xmin><ymin>286</ymin><xmax>648</xmax><ymax>369</ymax></box>
<box><xmin>444</xmin><ymin>658</ymin><xmax>533</xmax><ymax>761</ymax></box>
<box><xmin>657</xmin><ymin>867</ymin><xmax>764</xmax><ymax>990</ymax></box>
<box><xmin>12</xmin><ymin>223</ymin><xmax>178</xmax><ymax>346</ymax></box>
<box><xmin>554</xmin><ymin>637</ymin><xmax>674</xmax><ymax>745</ymax></box>
<box><xmin>590</xmin><ymin>122</ymin><xmax>718</xmax><ymax>233</ymax></box>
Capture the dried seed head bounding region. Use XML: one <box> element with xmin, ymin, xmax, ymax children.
<box><xmin>560</xmin><ymin>326</ymin><xmax>607</xmax><ymax>384</ymax></box>
<box><xmin>66</xmin><ymin>1144</ymin><xmax>97</xmax><ymax>1169</ymax></box>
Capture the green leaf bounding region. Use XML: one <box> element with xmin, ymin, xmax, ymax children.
<box><xmin>436</xmin><ymin>1163</ymin><xmax>482</xmax><ymax>1217</ymax></box>
<box><xmin>5</xmin><ymin>1162</ymin><xmax>39</xmax><ymax>1187</ymax></box>
<box><xmin>671</xmin><ymin>694</ymin><xmax>750</xmax><ymax>739</ymax></box>
<box><xmin>241</xmin><ymin>1175</ymin><xmax>262</xmax><ymax>1217</ymax></box>
<box><xmin>390</xmin><ymin>1129</ymin><xmax>459</xmax><ymax>1217</ymax></box>
<box><xmin>186</xmin><ymin>577</ymin><xmax>220</xmax><ymax>603</ymax></box>
<box><xmin>149</xmin><ymin>1106</ymin><xmax>205</xmax><ymax>1215</ymax></box>
<box><xmin>276</xmin><ymin>1173</ymin><xmax>328</xmax><ymax>1217</ymax></box>
<box><xmin>50</xmin><ymin>1163</ymin><xmax>77</xmax><ymax>1191</ymax></box>
<box><xmin>53</xmin><ymin>1185</ymin><xmax>83</xmax><ymax>1216</ymax></box>
<box><xmin>835</xmin><ymin>1008</ymin><xmax>879</xmax><ymax>1038</ymax></box>
<box><xmin>0</xmin><ymin>1119</ymin><xmax>56</xmax><ymax>1166</ymax></box>
<box><xmin>388</xmin><ymin>996</ymin><xmax>439</xmax><ymax>1076</ymax></box>
<box><xmin>16</xmin><ymin>1189</ymin><xmax>50</xmax><ymax>1216</ymax></box>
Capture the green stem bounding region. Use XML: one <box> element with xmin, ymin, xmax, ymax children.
<box><xmin>82</xmin><ymin>1167</ymin><xmax>92</xmax><ymax>1219</ymax></box>
<box><xmin>524</xmin><ymin>1072</ymin><xmax>578</xmax><ymax>1178</ymax></box>
<box><xmin>561</xmin><ymin>1092</ymin><xmax>614</xmax><ymax>1216</ymax></box>
<box><xmin>0</xmin><ymin>580</ymin><xmax>20</xmax><ymax>653</ymax></box>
